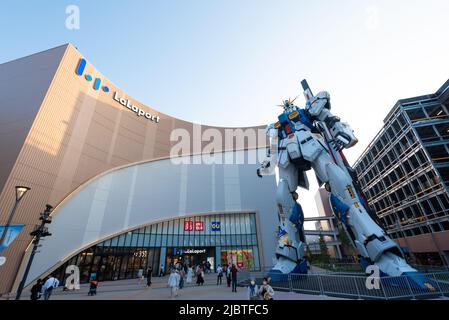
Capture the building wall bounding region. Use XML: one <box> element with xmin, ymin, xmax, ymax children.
<box><xmin>0</xmin><ymin>45</ymin><xmax>66</xmax><ymax>197</ymax></box>
<box><xmin>25</xmin><ymin>150</ymin><xmax>277</xmax><ymax>287</ymax></box>
<box><xmin>0</xmin><ymin>44</ymin><xmax>268</xmax><ymax>294</ymax></box>
<box><xmin>353</xmin><ymin>79</ymin><xmax>449</xmax><ymax>265</ymax></box>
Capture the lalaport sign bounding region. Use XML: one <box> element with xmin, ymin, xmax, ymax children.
<box><xmin>113</xmin><ymin>92</ymin><xmax>160</xmax><ymax>123</ymax></box>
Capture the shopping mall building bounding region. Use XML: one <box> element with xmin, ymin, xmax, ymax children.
<box><xmin>0</xmin><ymin>44</ymin><xmax>278</xmax><ymax>294</ymax></box>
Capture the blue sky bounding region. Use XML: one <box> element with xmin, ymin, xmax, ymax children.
<box><xmin>2</xmin><ymin>0</ymin><xmax>449</xmax><ymax>218</ymax></box>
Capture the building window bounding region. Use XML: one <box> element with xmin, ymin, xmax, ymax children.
<box><xmin>50</xmin><ymin>212</ymin><xmax>261</xmax><ymax>284</ymax></box>
<box><xmin>434</xmin><ymin>123</ymin><xmax>449</xmax><ymax>140</ymax></box>
<box><xmin>437</xmin><ymin>167</ymin><xmax>449</xmax><ymax>186</ymax></box>
<box><xmin>406</xmin><ymin>108</ymin><xmax>426</xmax><ymax>122</ymax></box>
<box><xmin>416</xmin><ymin>126</ymin><xmax>439</xmax><ymax>143</ymax></box>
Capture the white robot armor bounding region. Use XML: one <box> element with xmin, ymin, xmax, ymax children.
<box><xmin>257</xmin><ymin>80</ymin><xmax>434</xmax><ymax>289</ymax></box>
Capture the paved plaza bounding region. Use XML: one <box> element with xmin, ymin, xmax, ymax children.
<box><xmin>14</xmin><ymin>273</ymin><xmax>345</xmax><ymax>301</ymax></box>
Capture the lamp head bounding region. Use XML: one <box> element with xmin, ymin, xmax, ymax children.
<box><xmin>15</xmin><ymin>186</ymin><xmax>30</xmax><ymax>202</ymax></box>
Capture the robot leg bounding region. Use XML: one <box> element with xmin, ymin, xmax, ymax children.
<box><xmin>312</xmin><ymin>151</ymin><xmax>419</xmax><ymax>277</ymax></box>
<box><xmin>271</xmin><ymin>167</ymin><xmax>307</xmax><ymax>275</ymax></box>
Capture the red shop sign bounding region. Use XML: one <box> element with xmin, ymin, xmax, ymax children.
<box><xmin>184</xmin><ymin>220</ymin><xmax>204</xmax><ymax>232</ymax></box>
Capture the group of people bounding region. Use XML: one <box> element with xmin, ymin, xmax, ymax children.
<box><xmin>29</xmin><ymin>262</ymin><xmax>274</xmax><ymax>300</ymax></box>
<box><xmin>30</xmin><ymin>275</ymin><xmax>60</xmax><ymax>300</ymax></box>
<box><xmin>247</xmin><ymin>277</ymin><xmax>275</xmax><ymax>300</ymax></box>
<box><xmin>165</xmin><ymin>262</ymin><xmax>241</xmax><ymax>298</ymax></box>
<box><xmin>166</xmin><ymin>261</ymin><xmax>212</xmax><ymax>298</ymax></box>
<box><xmin>217</xmin><ymin>263</ymin><xmax>240</xmax><ymax>292</ymax></box>
<box><xmin>31</xmin><ymin>274</ymin><xmax>99</xmax><ymax>300</ymax></box>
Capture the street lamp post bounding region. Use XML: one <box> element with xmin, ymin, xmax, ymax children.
<box><xmin>15</xmin><ymin>204</ymin><xmax>53</xmax><ymax>300</ymax></box>
<box><xmin>0</xmin><ymin>186</ymin><xmax>30</xmax><ymax>250</ymax></box>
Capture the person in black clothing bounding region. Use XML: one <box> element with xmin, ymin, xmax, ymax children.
<box><xmin>88</xmin><ymin>280</ymin><xmax>98</xmax><ymax>296</ymax></box>
<box><xmin>196</xmin><ymin>266</ymin><xmax>205</xmax><ymax>286</ymax></box>
<box><xmin>231</xmin><ymin>264</ymin><xmax>238</xmax><ymax>292</ymax></box>
<box><xmin>30</xmin><ymin>279</ymin><xmax>42</xmax><ymax>300</ymax></box>
<box><xmin>146</xmin><ymin>267</ymin><xmax>153</xmax><ymax>286</ymax></box>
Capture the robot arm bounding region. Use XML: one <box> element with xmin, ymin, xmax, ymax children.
<box><xmin>257</xmin><ymin>124</ymin><xmax>278</xmax><ymax>177</ymax></box>
<box><xmin>306</xmin><ymin>91</ymin><xmax>358</xmax><ymax>149</ymax></box>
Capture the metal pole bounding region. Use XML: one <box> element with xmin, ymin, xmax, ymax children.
<box><xmin>0</xmin><ymin>200</ymin><xmax>19</xmax><ymax>249</ymax></box>
<box><xmin>15</xmin><ymin>205</ymin><xmax>52</xmax><ymax>300</ymax></box>
<box><xmin>15</xmin><ymin>237</ymin><xmax>39</xmax><ymax>300</ymax></box>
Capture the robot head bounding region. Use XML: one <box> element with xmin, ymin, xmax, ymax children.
<box><xmin>277</xmin><ymin>97</ymin><xmax>299</xmax><ymax>113</ymax></box>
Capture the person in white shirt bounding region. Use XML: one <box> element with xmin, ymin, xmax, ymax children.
<box><xmin>257</xmin><ymin>277</ymin><xmax>275</xmax><ymax>300</ymax></box>
<box><xmin>216</xmin><ymin>265</ymin><xmax>223</xmax><ymax>285</ymax></box>
<box><xmin>186</xmin><ymin>265</ymin><xmax>193</xmax><ymax>285</ymax></box>
<box><xmin>42</xmin><ymin>276</ymin><xmax>60</xmax><ymax>300</ymax></box>
<box><xmin>167</xmin><ymin>270</ymin><xmax>180</xmax><ymax>298</ymax></box>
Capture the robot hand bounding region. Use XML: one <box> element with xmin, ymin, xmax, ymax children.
<box><xmin>329</xmin><ymin>121</ymin><xmax>358</xmax><ymax>149</ymax></box>
<box><xmin>257</xmin><ymin>159</ymin><xmax>272</xmax><ymax>178</ymax></box>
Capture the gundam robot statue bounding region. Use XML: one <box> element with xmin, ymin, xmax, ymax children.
<box><xmin>257</xmin><ymin>80</ymin><xmax>433</xmax><ymax>288</ymax></box>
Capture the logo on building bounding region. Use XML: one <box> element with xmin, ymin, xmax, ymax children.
<box><xmin>211</xmin><ymin>221</ymin><xmax>221</xmax><ymax>231</ymax></box>
<box><xmin>174</xmin><ymin>248</ymin><xmax>206</xmax><ymax>255</ymax></box>
<box><xmin>75</xmin><ymin>58</ymin><xmax>160</xmax><ymax>123</ymax></box>
<box><xmin>76</xmin><ymin>58</ymin><xmax>110</xmax><ymax>92</ymax></box>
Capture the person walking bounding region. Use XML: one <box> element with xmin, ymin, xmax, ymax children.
<box><xmin>30</xmin><ymin>279</ymin><xmax>43</xmax><ymax>300</ymax></box>
<box><xmin>258</xmin><ymin>277</ymin><xmax>275</xmax><ymax>300</ymax></box>
<box><xmin>247</xmin><ymin>280</ymin><xmax>259</xmax><ymax>300</ymax></box>
<box><xmin>168</xmin><ymin>269</ymin><xmax>180</xmax><ymax>298</ymax></box>
<box><xmin>42</xmin><ymin>275</ymin><xmax>59</xmax><ymax>300</ymax></box>
<box><xmin>179</xmin><ymin>268</ymin><xmax>185</xmax><ymax>289</ymax></box>
<box><xmin>231</xmin><ymin>264</ymin><xmax>238</xmax><ymax>292</ymax></box>
<box><xmin>146</xmin><ymin>266</ymin><xmax>153</xmax><ymax>287</ymax></box>
<box><xmin>226</xmin><ymin>265</ymin><xmax>232</xmax><ymax>287</ymax></box>
<box><xmin>196</xmin><ymin>266</ymin><xmax>204</xmax><ymax>286</ymax></box>
<box><xmin>159</xmin><ymin>264</ymin><xmax>165</xmax><ymax>277</ymax></box>
<box><xmin>186</xmin><ymin>265</ymin><xmax>193</xmax><ymax>285</ymax></box>
<box><xmin>137</xmin><ymin>268</ymin><xmax>144</xmax><ymax>285</ymax></box>
<box><xmin>88</xmin><ymin>279</ymin><xmax>98</xmax><ymax>296</ymax></box>
<box><xmin>216</xmin><ymin>265</ymin><xmax>223</xmax><ymax>285</ymax></box>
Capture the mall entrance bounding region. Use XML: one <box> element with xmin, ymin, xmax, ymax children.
<box><xmin>165</xmin><ymin>247</ymin><xmax>215</xmax><ymax>272</ymax></box>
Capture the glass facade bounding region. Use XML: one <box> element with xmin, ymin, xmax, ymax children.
<box><xmin>52</xmin><ymin>212</ymin><xmax>260</xmax><ymax>284</ymax></box>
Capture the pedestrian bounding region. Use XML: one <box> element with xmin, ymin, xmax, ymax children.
<box><xmin>258</xmin><ymin>277</ymin><xmax>274</xmax><ymax>300</ymax></box>
<box><xmin>231</xmin><ymin>264</ymin><xmax>238</xmax><ymax>292</ymax></box>
<box><xmin>168</xmin><ymin>269</ymin><xmax>180</xmax><ymax>298</ymax></box>
<box><xmin>179</xmin><ymin>268</ymin><xmax>185</xmax><ymax>289</ymax></box>
<box><xmin>196</xmin><ymin>264</ymin><xmax>200</xmax><ymax>276</ymax></box>
<box><xmin>137</xmin><ymin>268</ymin><xmax>144</xmax><ymax>285</ymax></box>
<box><xmin>186</xmin><ymin>265</ymin><xmax>193</xmax><ymax>285</ymax></box>
<box><xmin>88</xmin><ymin>279</ymin><xmax>98</xmax><ymax>296</ymax></box>
<box><xmin>226</xmin><ymin>265</ymin><xmax>232</xmax><ymax>287</ymax></box>
<box><xmin>216</xmin><ymin>265</ymin><xmax>223</xmax><ymax>285</ymax></box>
<box><xmin>30</xmin><ymin>279</ymin><xmax>42</xmax><ymax>300</ymax></box>
<box><xmin>196</xmin><ymin>266</ymin><xmax>204</xmax><ymax>286</ymax></box>
<box><xmin>146</xmin><ymin>266</ymin><xmax>153</xmax><ymax>286</ymax></box>
<box><xmin>247</xmin><ymin>279</ymin><xmax>259</xmax><ymax>300</ymax></box>
<box><xmin>42</xmin><ymin>275</ymin><xmax>59</xmax><ymax>300</ymax></box>
<box><xmin>159</xmin><ymin>264</ymin><xmax>165</xmax><ymax>277</ymax></box>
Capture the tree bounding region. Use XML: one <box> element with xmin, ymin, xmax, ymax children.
<box><xmin>337</xmin><ymin>227</ymin><xmax>351</xmax><ymax>247</ymax></box>
<box><xmin>305</xmin><ymin>244</ymin><xmax>313</xmax><ymax>262</ymax></box>
<box><xmin>318</xmin><ymin>235</ymin><xmax>330</xmax><ymax>263</ymax></box>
